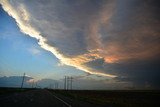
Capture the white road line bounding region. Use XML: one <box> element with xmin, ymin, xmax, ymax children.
<box><xmin>46</xmin><ymin>90</ymin><xmax>72</xmax><ymax>107</ymax></box>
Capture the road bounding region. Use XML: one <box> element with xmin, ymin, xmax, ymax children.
<box><xmin>0</xmin><ymin>89</ymin><xmax>103</xmax><ymax>107</ymax></box>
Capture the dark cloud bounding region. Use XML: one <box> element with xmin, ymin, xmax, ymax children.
<box><xmin>84</xmin><ymin>57</ymin><xmax>160</xmax><ymax>89</ymax></box>
<box><xmin>84</xmin><ymin>0</ymin><xmax>160</xmax><ymax>88</ymax></box>
<box><xmin>99</xmin><ymin>0</ymin><xmax>160</xmax><ymax>63</ymax></box>
<box><xmin>84</xmin><ymin>58</ymin><xmax>105</xmax><ymax>71</ymax></box>
<box><xmin>24</xmin><ymin>0</ymin><xmax>108</xmax><ymax>56</ymax></box>
<box><xmin>110</xmin><ymin>58</ymin><xmax>160</xmax><ymax>88</ymax></box>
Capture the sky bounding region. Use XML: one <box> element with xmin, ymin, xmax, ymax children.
<box><xmin>0</xmin><ymin>0</ymin><xmax>160</xmax><ymax>90</ymax></box>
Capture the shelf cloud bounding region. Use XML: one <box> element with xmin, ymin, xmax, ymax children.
<box><xmin>1</xmin><ymin>0</ymin><xmax>160</xmax><ymax>88</ymax></box>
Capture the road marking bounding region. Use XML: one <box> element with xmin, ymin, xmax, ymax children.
<box><xmin>46</xmin><ymin>90</ymin><xmax>72</xmax><ymax>107</ymax></box>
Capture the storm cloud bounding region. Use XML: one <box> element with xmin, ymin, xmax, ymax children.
<box><xmin>0</xmin><ymin>0</ymin><xmax>160</xmax><ymax>88</ymax></box>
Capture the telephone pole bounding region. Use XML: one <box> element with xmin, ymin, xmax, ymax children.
<box><xmin>67</xmin><ymin>76</ymin><xmax>69</xmax><ymax>90</ymax></box>
<box><xmin>64</xmin><ymin>76</ymin><xmax>73</xmax><ymax>90</ymax></box>
<box><xmin>64</xmin><ymin>76</ymin><xmax>66</xmax><ymax>90</ymax></box>
<box><xmin>49</xmin><ymin>84</ymin><xmax>52</xmax><ymax>89</ymax></box>
<box><xmin>21</xmin><ymin>73</ymin><xmax>25</xmax><ymax>89</ymax></box>
<box><xmin>57</xmin><ymin>83</ymin><xmax>59</xmax><ymax>89</ymax></box>
<box><xmin>70</xmin><ymin>77</ymin><xmax>73</xmax><ymax>90</ymax></box>
<box><xmin>55</xmin><ymin>82</ymin><xmax>58</xmax><ymax>89</ymax></box>
<box><xmin>32</xmin><ymin>81</ymin><xmax>34</xmax><ymax>88</ymax></box>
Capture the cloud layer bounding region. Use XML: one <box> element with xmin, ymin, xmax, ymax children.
<box><xmin>0</xmin><ymin>0</ymin><xmax>116</xmax><ymax>77</ymax></box>
<box><xmin>1</xmin><ymin>0</ymin><xmax>160</xmax><ymax>88</ymax></box>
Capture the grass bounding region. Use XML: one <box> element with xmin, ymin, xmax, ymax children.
<box><xmin>0</xmin><ymin>87</ymin><xmax>159</xmax><ymax>107</ymax></box>
<box><xmin>49</xmin><ymin>90</ymin><xmax>160</xmax><ymax>107</ymax></box>
<box><xmin>0</xmin><ymin>87</ymin><xmax>35</xmax><ymax>95</ymax></box>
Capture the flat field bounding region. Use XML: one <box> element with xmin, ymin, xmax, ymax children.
<box><xmin>0</xmin><ymin>87</ymin><xmax>160</xmax><ymax>107</ymax></box>
<box><xmin>49</xmin><ymin>89</ymin><xmax>160</xmax><ymax>107</ymax></box>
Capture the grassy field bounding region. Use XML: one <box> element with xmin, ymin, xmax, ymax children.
<box><xmin>49</xmin><ymin>90</ymin><xmax>160</xmax><ymax>107</ymax></box>
<box><xmin>0</xmin><ymin>87</ymin><xmax>35</xmax><ymax>96</ymax></box>
<box><xmin>0</xmin><ymin>88</ymin><xmax>160</xmax><ymax>107</ymax></box>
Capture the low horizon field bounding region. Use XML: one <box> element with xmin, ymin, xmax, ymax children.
<box><xmin>0</xmin><ymin>87</ymin><xmax>160</xmax><ymax>107</ymax></box>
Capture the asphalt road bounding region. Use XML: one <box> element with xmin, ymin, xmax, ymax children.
<box><xmin>0</xmin><ymin>89</ymin><xmax>102</xmax><ymax>107</ymax></box>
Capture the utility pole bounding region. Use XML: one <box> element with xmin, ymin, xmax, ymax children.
<box><xmin>32</xmin><ymin>81</ymin><xmax>34</xmax><ymax>88</ymax></box>
<box><xmin>64</xmin><ymin>76</ymin><xmax>73</xmax><ymax>90</ymax></box>
<box><xmin>70</xmin><ymin>77</ymin><xmax>73</xmax><ymax>90</ymax></box>
<box><xmin>35</xmin><ymin>82</ymin><xmax>37</xmax><ymax>88</ymax></box>
<box><xmin>21</xmin><ymin>73</ymin><xmax>25</xmax><ymax>89</ymax></box>
<box><xmin>54</xmin><ymin>83</ymin><xmax>56</xmax><ymax>89</ymax></box>
<box><xmin>67</xmin><ymin>76</ymin><xmax>69</xmax><ymax>90</ymax></box>
<box><xmin>49</xmin><ymin>84</ymin><xmax>52</xmax><ymax>89</ymax></box>
<box><xmin>55</xmin><ymin>82</ymin><xmax>58</xmax><ymax>89</ymax></box>
<box><xmin>64</xmin><ymin>76</ymin><xmax>66</xmax><ymax>90</ymax></box>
